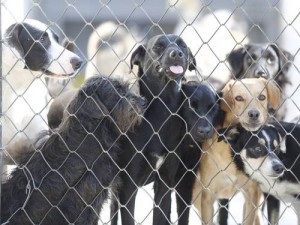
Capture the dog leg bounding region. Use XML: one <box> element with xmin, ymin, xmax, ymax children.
<box><xmin>201</xmin><ymin>190</ymin><xmax>215</xmax><ymax>225</ymax></box>
<box><xmin>153</xmin><ymin>178</ymin><xmax>172</xmax><ymax>225</ymax></box>
<box><xmin>175</xmin><ymin>147</ymin><xmax>200</xmax><ymax>225</ymax></box>
<box><xmin>110</xmin><ymin>192</ymin><xmax>120</xmax><ymax>225</ymax></box>
<box><xmin>218</xmin><ymin>199</ymin><xmax>229</xmax><ymax>225</ymax></box>
<box><xmin>242</xmin><ymin>184</ymin><xmax>263</xmax><ymax>225</ymax></box>
<box><xmin>192</xmin><ymin>175</ymin><xmax>202</xmax><ymax>217</ymax></box>
<box><xmin>266</xmin><ymin>195</ymin><xmax>280</xmax><ymax>225</ymax></box>
<box><xmin>119</xmin><ymin>176</ymin><xmax>138</xmax><ymax>225</ymax></box>
<box><xmin>175</xmin><ymin>166</ymin><xmax>197</xmax><ymax>225</ymax></box>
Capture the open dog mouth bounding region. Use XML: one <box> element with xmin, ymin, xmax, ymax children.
<box><xmin>266</xmin><ymin>172</ymin><xmax>284</xmax><ymax>179</ymax></box>
<box><xmin>42</xmin><ymin>69</ymin><xmax>78</xmax><ymax>78</ymax></box>
<box><xmin>156</xmin><ymin>64</ymin><xmax>185</xmax><ymax>77</ymax></box>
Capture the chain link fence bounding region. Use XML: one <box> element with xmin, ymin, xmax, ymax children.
<box><xmin>1</xmin><ymin>0</ymin><xmax>300</xmax><ymax>224</ymax></box>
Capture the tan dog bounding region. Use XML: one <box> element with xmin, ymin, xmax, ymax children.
<box><xmin>192</xmin><ymin>78</ymin><xmax>281</xmax><ymax>225</ymax></box>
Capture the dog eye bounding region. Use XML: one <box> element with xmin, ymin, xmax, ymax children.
<box><xmin>255</xmin><ymin>146</ymin><xmax>262</xmax><ymax>152</ymax></box>
<box><xmin>180</xmin><ymin>42</ymin><xmax>187</xmax><ymax>49</ymax></box>
<box><xmin>235</xmin><ymin>96</ymin><xmax>244</xmax><ymax>102</ymax></box>
<box><xmin>246</xmin><ymin>56</ymin><xmax>252</xmax><ymax>65</ymax></box>
<box><xmin>39</xmin><ymin>33</ymin><xmax>48</xmax><ymax>44</ymax></box>
<box><xmin>153</xmin><ymin>43</ymin><xmax>164</xmax><ymax>51</ymax></box>
<box><xmin>258</xmin><ymin>94</ymin><xmax>266</xmax><ymax>101</ymax></box>
<box><xmin>267</xmin><ymin>56</ymin><xmax>275</xmax><ymax>64</ymax></box>
<box><xmin>251</xmin><ymin>54</ymin><xmax>257</xmax><ymax>61</ymax></box>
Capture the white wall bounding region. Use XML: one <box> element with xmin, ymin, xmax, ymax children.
<box><xmin>280</xmin><ymin>1</ymin><xmax>300</xmax><ymax>121</ymax></box>
<box><xmin>1</xmin><ymin>0</ymin><xmax>25</xmax><ymax>33</ymax></box>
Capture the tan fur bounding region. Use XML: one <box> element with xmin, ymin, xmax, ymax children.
<box><xmin>221</xmin><ymin>77</ymin><xmax>281</xmax><ymax>131</ymax></box>
<box><xmin>193</xmin><ymin>78</ymin><xmax>281</xmax><ymax>225</ymax></box>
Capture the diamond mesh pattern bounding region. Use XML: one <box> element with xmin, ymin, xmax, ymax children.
<box><xmin>1</xmin><ymin>1</ymin><xmax>300</xmax><ymax>225</ymax></box>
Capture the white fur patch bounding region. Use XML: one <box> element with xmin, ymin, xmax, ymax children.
<box><xmin>46</xmin><ymin>31</ymin><xmax>80</xmax><ymax>76</ymax></box>
<box><xmin>273</xmin><ymin>139</ymin><xmax>278</xmax><ymax>147</ymax></box>
<box><xmin>155</xmin><ymin>155</ymin><xmax>165</xmax><ymax>169</ymax></box>
<box><xmin>24</xmin><ymin>19</ymin><xmax>48</xmax><ymax>31</ymax></box>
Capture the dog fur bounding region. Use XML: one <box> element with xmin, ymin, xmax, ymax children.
<box><xmin>192</xmin><ymin>78</ymin><xmax>281</xmax><ymax>225</ymax></box>
<box><xmin>2</xmin><ymin>19</ymin><xmax>82</xmax><ymax>165</ymax></box>
<box><xmin>227</xmin><ymin>43</ymin><xmax>294</xmax><ymax>120</ymax></box>
<box><xmin>174</xmin><ymin>81</ymin><xmax>224</xmax><ymax>224</ymax></box>
<box><xmin>219</xmin><ymin>43</ymin><xmax>294</xmax><ymax>225</ymax></box>
<box><xmin>1</xmin><ymin>76</ymin><xmax>146</xmax><ymax>225</ymax></box>
<box><xmin>218</xmin><ymin>121</ymin><xmax>300</xmax><ymax>225</ymax></box>
<box><xmin>109</xmin><ymin>34</ymin><xmax>196</xmax><ymax>225</ymax></box>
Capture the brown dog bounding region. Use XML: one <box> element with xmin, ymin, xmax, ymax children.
<box><xmin>192</xmin><ymin>78</ymin><xmax>281</xmax><ymax>225</ymax></box>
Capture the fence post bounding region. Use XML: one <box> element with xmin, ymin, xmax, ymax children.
<box><xmin>0</xmin><ymin>1</ymin><xmax>3</xmax><ymax>219</ymax></box>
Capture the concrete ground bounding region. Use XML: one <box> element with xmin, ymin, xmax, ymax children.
<box><xmin>99</xmin><ymin>183</ymin><xmax>297</xmax><ymax>225</ymax></box>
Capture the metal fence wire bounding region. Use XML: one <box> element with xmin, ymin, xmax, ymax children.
<box><xmin>1</xmin><ymin>0</ymin><xmax>300</xmax><ymax>224</ymax></box>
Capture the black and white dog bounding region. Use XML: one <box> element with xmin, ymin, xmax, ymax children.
<box><xmin>1</xmin><ymin>76</ymin><xmax>146</xmax><ymax>225</ymax></box>
<box><xmin>2</xmin><ymin>19</ymin><xmax>82</xmax><ymax>164</ymax></box>
<box><xmin>219</xmin><ymin>122</ymin><xmax>300</xmax><ymax>225</ymax></box>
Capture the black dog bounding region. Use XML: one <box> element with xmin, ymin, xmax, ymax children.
<box><xmin>228</xmin><ymin>43</ymin><xmax>293</xmax><ymax>88</ymax></box>
<box><xmin>174</xmin><ymin>81</ymin><xmax>224</xmax><ymax>224</ymax></box>
<box><xmin>1</xmin><ymin>76</ymin><xmax>146</xmax><ymax>225</ymax></box>
<box><xmin>110</xmin><ymin>34</ymin><xmax>196</xmax><ymax>225</ymax></box>
<box><xmin>218</xmin><ymin>122</ymin><xmax>300</xmax><ymax>225</ymax></box>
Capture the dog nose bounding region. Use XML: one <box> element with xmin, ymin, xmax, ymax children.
<box><xmin>169</xmin><ymin>49</ymin><xmax>184</xmax><ymax>59</ymax></box>
<box><xmin>248</xmin><ymin>109</ymin><xmax>260</xmax><ymax>120</ymax></box>
<box><xmin>71</xmin><ymin>57</ymin><xmax>83</xmax><ymax>70</ymax></box>
<box><xmin>140</xmin><ymin>97</ymin><xmax>148</xmax><ymax>109</ymax></box>
<box><xmin>197</xmin><ymin>126</ymin><xmax>211</xmax><ymax>137</ymax></box>
<box><xmin>255</xmin><ymin>70</ymin><xmax>267</xmax><ymax>78</ymax></box>
<box><xmin>272</xmin><ymin>162</ymin><xmax>284</xmax><ymax>175</ymax></box>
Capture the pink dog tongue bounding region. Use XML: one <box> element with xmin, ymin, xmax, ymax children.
<box><xmin>169</xmin><ymin>66</ymin><xmax>183</xmax><ymax>74</ymax></box>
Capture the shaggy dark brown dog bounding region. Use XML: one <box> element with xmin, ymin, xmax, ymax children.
<box><xmin>1</xmin><ymin>76</ymin><xmax>146</xmax><ymax>225</ymax></box>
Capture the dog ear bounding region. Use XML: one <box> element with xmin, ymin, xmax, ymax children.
<box><xmin>76</xmin><ymin>90</ymin><xmax>110</xmax><ymax>119</ymax></box>
<box><xmin>270</xmin><ymin>44</ymin><xmax>294</xmax><ymax>74</ymax></box>
<box><xmin>188</xmin><ymin>47</ymin><xmax>197</xmax><ymax>71</ymax></box>
<box><xmin>227</xmin><ymin>46</ymin><xmax>247</xmax><ymax>78</ymax></box>
<box><xmin>260</xmin><ymin>78</ymin><xmax>281</xmax><ymax>110</ymax></box>
<box><xmin>220</xmin><ymin>80</ymin><xmax>235</xmax><ymax>112</ymax></box>
<box><xmin>217</xmin><ymin>126</ymin><xmax>240</xmax><ymax>143</ymax></box>
<box><xmin>4</xmin><ymin>23</ymin><xmax>25</xmax><ymax>57</ymax></box>
<box><xmin>271</xmin><ymin>121</ymin><xmax>291</xmax><ymax>153</ymax></box>
<box><xmin>130</xmin><ymin>45</ymin><xmax>146</xmax><ymax>70</ymax></box>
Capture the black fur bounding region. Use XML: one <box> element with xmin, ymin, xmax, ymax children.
<box><xmin>218</xmin><ymin>121</ymin><xmax>300</xmax><ymax>225</ymax></box>
<box><xmin>174</xmin><ymin>81</ymin><xmax>224</xmax><ymax>224</ymax></box>
<box><xmin>110</xmin><ymin>34</ymin><xmax>196</xmax><ymax>225</ymax></box>
<box><xmin>227</xmin><ymin>43</ymin><xmax>293</xmax><ymax>89</ymax></box>
<box><xmin>1</xmin><ymin>76</ymin><xmax>146</xmax><ymax>225</ymax></box>
<box><xmin>5</xmin><ymin>21</ymin><xmax>82</xmax><ymax>73</ymax></box>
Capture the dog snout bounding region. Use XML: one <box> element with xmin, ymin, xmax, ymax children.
<box><xmin>140</xmin><ymin>97</ymin><xmax>148</xmax><ymax>109</ymax></box>
<box><xmin>169</xmin><ymin>49</ymin><xmax>184</xmax><ymax>59</ymax></box>
<box><xmin>248</xmin><ymin>109</ymin><xmax>260</xmax><ymax>120</ymax></box>
<box><xmin>197</xmin><ymin>125</ymin><xmax>212</xmax><ymax>138</ymax></box>
<box><xmin>272</xmin><ymin>161</ymin><xmax>285</xmax><ymax>175</ymax></box>
<box><xmin>255</xmin><ymin>69</ymin><xmax>267</xmax><ymax>78</ymax></box>
<box><xmin>71</xmin><ymin>57</ymin><xmax>83</xmax><ymax>71</ymax></box>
